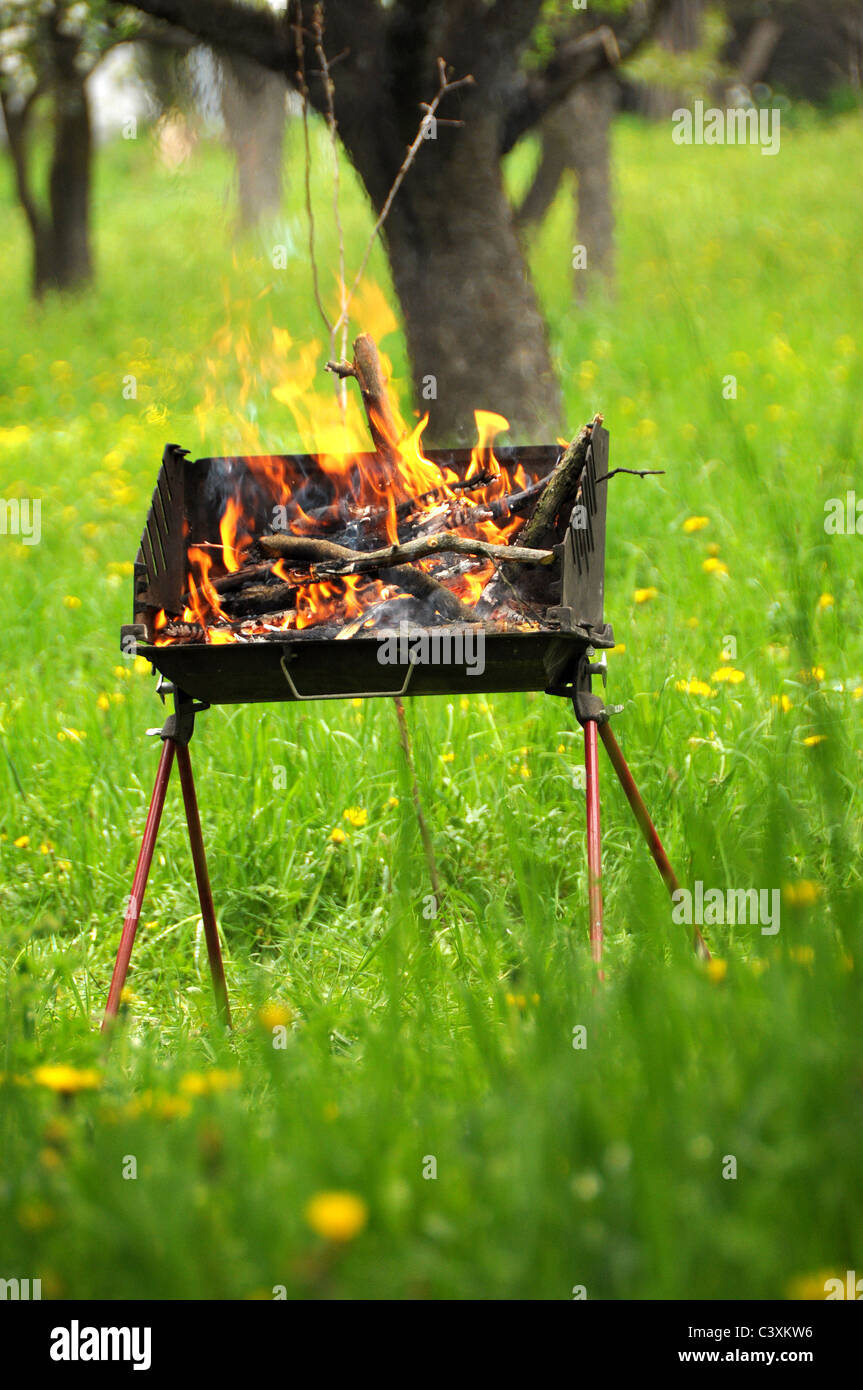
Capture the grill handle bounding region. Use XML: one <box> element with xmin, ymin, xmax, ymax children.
<box><xmin>279</xmin><ymin>650</ymin><xmax>417</xmax><ymax>702</ymax></box>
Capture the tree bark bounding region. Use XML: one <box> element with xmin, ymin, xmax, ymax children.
<box><xmin>517</xmin><ymin>74</ymin><xmax>617</xmax><ymax>303</ymax></box>
<box><xmin>378</xmin><ymin>110</ymin><xmax>562</xmax><ymax>445</ymax></box>
<box><xmin>1</xmin><ymin>19</ymin><xmax>94</xmax><ymax>298</ymax></box>
<box><xmin>48</xmin><ymin>21</ymin><xmax>94</xmax><ymax>293</ymax></box>
<box><xmin>569</xmin><ymin>72</ymin><xmax>616</xmax><ymax>302</ymax></box>
<box><xmin>219</xmin><ymin>51</ymin><xmax>287</xmax><ymax>229</ymax></box>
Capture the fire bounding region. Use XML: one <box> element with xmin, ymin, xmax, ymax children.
<box><xmin>154</xmin><ymin>298</ymin><xmax>550</xmax><ymax>646</ymax></box>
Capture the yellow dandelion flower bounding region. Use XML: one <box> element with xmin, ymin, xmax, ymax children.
<box><xmin>817</xmin><ymin>593</ymin><xmax>834</xmax><ymax>611</ymax></box>
<box><xmin>97</xmin><ymin>694</ymin><xmax>110</xmax><ymax>712</ymax></box>
<box><xmin>782</xmin><ymin>881</ymin><xmax>821</xmax><ymax>908</ymax></box>
<box><xmin>633</xmin><ymin>587</ymin><xmax>658</xmax><ymax>604</ymax></box>
<box><xmin>305</xmin><ymin>1190</ymin><xmax>368</xmax><ymax>1243</ymax></box>
<box><xmin>441</xmin><ymin>751</ymin><xmax>455</xmax><ymax>764</ymax></box>
<box><xmin>179</xmin><ymin>1068</ymin><xmax>240</xmax><ymax>1097</ymax></box>
<box><xmin>711</xmin><ymin>666</ymin><xmax>745</xmax><ymax>684</ymax></box>
<box><xmin>387</xmin><ymin>795</ymin><xmax>399</xmax><ymax>808</ymax></box>
<box><xmin>459</xmin><ymin>697</ymin><xmax>470</xmax><ymax>711</ymax></box>
<box><xmin>803</xmin><ymin>734</ymin><xmax>826</xmax><ymax>747</ymax></box>
<box><xmin>686</xmin><ymin>616</ymin><xmax>700</xmax><ymax>628</ymax></box>
<box><xmin>133</xmin><ymin>655</ymin><xmax>151</xmax><ymax>675</ymax></box>
<box><xmin>520</xmin><ymin>764</ymin><xmax>531</xmax><ymax>779</ymax></box>
<box><xmin>17</xmin><ymin>1200</ymin><xmax>56</xmax><ymax>1231</ymax></box>
<box><xmin>611</xmin><ymin>642</ymin><xmax>626</xmax><ymax>654</ymax></box>
<box><xmin>683</xmin><ymin>516</ymin><xmax>709</xmax><ymax>534</ymax></box>
<box><xmin>13</xmin><ymin>835</ymin><xmax>30</xmax><ymax>849</ymax></box>
<box><xmin>787</xmin><ymin>1271</ymin><xmax>841</xmax><ymax>1301</ymax></box>
<box><xmin>343</xmin><ymin>806</ymin><xmax>367</xmax><ymax>827</ymax></box>
<box><xmin>33</xmin><ymin>1065</ymin><xmax>101</xmax><ymax>1095</ymax></box>
<box><xmin>790</xmin><ymin>946</ymin><xmax>815</xmax><ymax>967</ymax></box>
<box><xmin>258</xmin><ymin>1002</ymin><xmax>293</xmax><ymax>1031</ymax></box>
<box><xmin>702</xmin><ymin>557</ymin><xmax>729</xmax><ymax>576</ymax></box>
<box><xmin>155</xmin><ymin>1095</ymin><xmax>192</xmax><ymax>1120</ymax></box>
<box><xmin>675</xmin><ymin>679</ymin><xmax>715</xmax><ymax>698</ymax></box>
<box><xmin>557</xmin><ymin>744</ymin><xmax>566</xmax><ymax>754</ymax></box>
<box><xmin>706</xmin><ymin>958</ymin><xmax>727</xmax><ymax>984</ymax></box>
<box><xmin>63</xmin><ymin>595</ymin><xmax>81</xmax><ymax>610</ymax></box>
<box><xmin>770</xmin><ymin>694</ymin><xmax>793</xmax><ymax>712</ymax></box>
<box><xmin>329</xmin><ymin>826</ymin><xmax>347</xmax><ymax>844</ymax></box>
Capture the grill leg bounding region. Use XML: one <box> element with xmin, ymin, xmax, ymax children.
<box><xmin>584</xmin><ymin>720</ymin><xmax>604</xmax><ymax>967</ymax></box>
<box><xmin>176</xmin><ymin>743</ymin><xmax>232</xmax><ymax>1027</ymax></box>
<box><xmin>598</xmin><ymin>721</ymin><xmax>709</xmax><ymax>959</ymax></box>
<box><xmin>102</xmin><ymin>738</ymin><xmax>176</xmax><ymax>1029</ymax></box>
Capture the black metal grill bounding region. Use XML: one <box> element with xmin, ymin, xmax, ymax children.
<box><xmin>122</xmin><ymin>428</ymin><xmax>614</xmax><ymax>704</ymax></box>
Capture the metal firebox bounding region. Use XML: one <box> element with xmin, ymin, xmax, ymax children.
<box><xmin>121</xmin><ymin>428</ymin><xmax>614</xmax><ymax>704</ymax></box>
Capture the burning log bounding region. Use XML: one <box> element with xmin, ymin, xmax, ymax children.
<box><xmin>474</xmin><ymin>415</ymin><xmax>601</xmax><ymax>616</ymax></box>
<box><xmin>219</xmin><ymin>580</ymin><xmax>296</xmax><ymax>616</ymax></box>
<box><xmin>519</xmin><ymin>415</ymin><xmax>602</xmax><ymax>549</ymax></box>
<box><xmin>326</xmin><ymin>332</ymin><xmax>403</xmax><ymax>468</ymax></box>
<box><xmin>256</xmin><ymin>532</ymin><xmax>553</xmax><ymax>574</ymax></box>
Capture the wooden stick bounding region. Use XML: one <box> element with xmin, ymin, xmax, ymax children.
<box><xmin>326</xmin><ymin>332</ymin><xmax>403</xmax><ymax>467</ymax></box>
<box><xmin>519</xmin><ymin>414</ymin><xmax>602</xmax><ymax>548</ymax></box>
<box><xmin>257</xmin><ymin>531</ymin><xmax>553</xmax><ymax>573</ymax></box>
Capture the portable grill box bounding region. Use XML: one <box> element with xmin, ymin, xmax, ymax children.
<box><xmin>122</xmin><ymin>429</ymin><xmax>614</xmax><ymax>703</ymax></box>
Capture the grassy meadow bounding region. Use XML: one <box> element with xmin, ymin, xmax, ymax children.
<box><xmin>0</xmin><ymin>109</ymin><xmax>861</xmax><ymax>1300</ymax></box>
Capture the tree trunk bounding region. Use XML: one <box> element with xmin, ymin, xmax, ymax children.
<box><xmin>48</xmin><ymin>27</ymin><xmax>94</xmax><ymax>293</ymax></box>
<box><xmin>220</xmin><ymin>52</ymin><xmax>286</xmax><ymax>229</ymax></box>
<box><xmin>377</xmin><ymin>112</ymin><xmax>562</xmax><ymax>446</ymax></box>
<box><xmin>569</xmin><ymin>72</ymin><xmax>616</xmax><ymax>303</ymax></box>
<box><xmin>515</xmin><ymin>119</ymin><xmax>570</xmax><ymax>229</ymax></box>
<box><xmin>641</xmin><ymin>0</ymin><xmax>703</xmax><ymax>119</ymax></box>
<box><xmin>1</xmin><ymin>22</ymin><xmax>95</xmax><ymax>299</ymax></box>
<box><xmin>516</xmin><ymin>75</ymin><xmax>617</xmax><ymax>304</ymax></box>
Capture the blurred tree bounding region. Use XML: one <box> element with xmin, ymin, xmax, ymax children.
<box><xmin>114</xmin><ymin>0</ymin><xmax>673</xmax><ymax>443</ymax></box>
<box><xmin>0</xmin><ymin>2</ymin><xmax>201</xmax><ymax>296</ymax></box>
<box><xmin>219</xmin><ymin>51</ymin><xmax>287</xmax><ymax>230</ymax></box>
<box><xmin>0</xmin><ymin>2</ymin><xmax>149</xmax><ymax>295</ymax></box>
<box><xmin>516</xmin><ymin>73</ymin><xmax>618</xmax><ymax>304</ymax></box>
<box><xmin>721</xmin><ymin>1</ymin><xmax>862</xmax><ymax>105</ymax></box>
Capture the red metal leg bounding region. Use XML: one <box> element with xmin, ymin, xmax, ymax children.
<box><xmin>102</xmin><ymin>739</ymin><xmax>176</xmax><ymax>1028</ymax></box>
<box><xmin>584</xmin><ymin>720</ymin><xmax>604</xmax><ymax>968</ymax></box>
<box><xmin>598</xmin><ymin>722</ymin><xmax>709</xmax><ymax>958</ymax></box>
<box><xmin>176</xmin><ymin>743</ymin><xmax>232</xmax><ymax>1027</ymax></box>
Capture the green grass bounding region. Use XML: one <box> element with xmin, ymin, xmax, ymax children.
<box><xmin>0</xmin><ymin>112</ymin><xmax>862</xmax><ymax>1300</ymax></box>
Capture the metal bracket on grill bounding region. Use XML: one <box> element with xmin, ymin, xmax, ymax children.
<box><xmin>146</xmin><ymin>685</ymin><xmax>210</xmax><ymax>745</ymax></box>
<box><xmin>279</xmin><ymin>649</ymin><xmax>418</xmax><ymax>701</ymax></box>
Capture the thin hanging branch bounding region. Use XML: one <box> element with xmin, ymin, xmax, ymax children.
<box><xmin>292</xmin><ymin>0</ymin><xmax>332</xmax><ymax>341</ymax></box>
<box><xmin>310</xmin><ymin>1</ymin><xmax>350</xmax><ymax>405</ymax></box>
<box><xmin>330</xmin><ymin>57</ymin><xmax>475</xmax><ymax>347</ymax></box>
<box><xmin>593</xmin><ymin>467</ymin><xmax>665</xmax><ymax>484</ymax></box>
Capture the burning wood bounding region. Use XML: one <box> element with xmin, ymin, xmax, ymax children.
<box><xmin>153</xmin><ymin>331</ymin><xmax>607</xmax><ymax>647</ymax></box>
